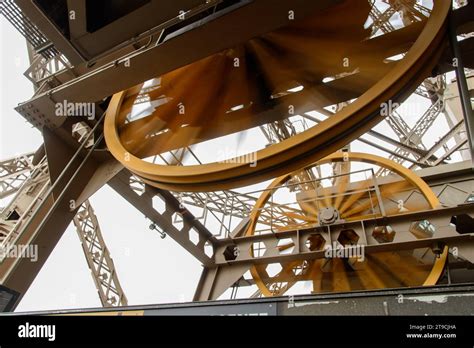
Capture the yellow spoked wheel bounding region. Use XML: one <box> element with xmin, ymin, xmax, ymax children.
<box><xmin>246</xmin><ymin>152</ymin><xmax>447</xmax><ymax>297</ymax></box>
<box><xmin>104</xmin><ymin>0</ymin><xmax>450</xmax><ymax>191</ymax></box>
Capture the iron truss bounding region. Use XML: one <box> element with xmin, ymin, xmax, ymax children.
<box><xmin>0</xmin><ymin>0</ymin><xmax>472</xmax><ymax>307</ymax></box>
<box><xmin>0</xmin><ymin>153</ymin><xmax>127</xmax><ymax>307</ymax></box>
<box><xmin>73</xmin><ymin>200</ymin><xmax>128</xmax><ymax>307</ymax></box>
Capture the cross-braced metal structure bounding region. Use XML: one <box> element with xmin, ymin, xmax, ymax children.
<box><xmin>0</xmin><ymin>0</ymin><xmax>473</xmax><ymax>312</ymax></box>
<box><xmin>0</xmin><ymin>152</ymin><xmax>127</xmax><ymax>307</ymax></box>
<box><xmin>0</xmin><ymin>152</ymin><xmax>35</xmax><ymax>200</ymax></box>
<box><xmin>73</xmin><ymin>200</ymin><xmax>127</xmax><ymax>307</ymax></box>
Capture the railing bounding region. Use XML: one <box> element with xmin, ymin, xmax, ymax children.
<box><xmin>0</xmin><ymin>0</ymin><xmax>58</xmax><ymax>59</ymax></box>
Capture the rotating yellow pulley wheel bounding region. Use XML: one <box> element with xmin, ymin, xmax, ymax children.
<box><xmin>104</xmin><ymin>0</ymin><xmax>451</xmax><ymax>191</ymax></box>
<box><xmin>246</xmin><ymin>152</ymin><xmax>447</xmax><ymax>297</ymax></box>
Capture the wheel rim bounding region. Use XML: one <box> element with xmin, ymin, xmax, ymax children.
<box><xmin>104</xmin><ymin>0</ymin><xmax>450</xmax><ymax>191</ymax></box>
<box><xmin>246</xmin><ymin>152</ymin><xmax>447</xmax><ymax>297</ymax></box>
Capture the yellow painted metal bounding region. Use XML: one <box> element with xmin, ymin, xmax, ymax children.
<box><xmin>423</xmin><ymin>246</ymin><xmax>448</xmax><ymax>286</ymax></box>
<box><xmin>104</xmin><ymin>0</ymin><xmax>450</xmax><ymax>191</ymax></box>
<box><xmin>247</xmin><ymin>152</ymin><xmax>446</xmax><ymax>297</ymax></box>
<box><xmin>318</xmin><ymin>152</ymin><xmax>441</xmax><ymax>209</ymax></box>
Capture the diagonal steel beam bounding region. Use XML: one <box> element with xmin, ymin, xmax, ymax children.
<box><xmin>73</xmin><ymin>200</ymin><xmax>128</xmax><ymax>307</ymax></box>
<box><xmin>108</xmin><ymin>170</ymin><xmax>216</xmax><ymax>266</ymax></box>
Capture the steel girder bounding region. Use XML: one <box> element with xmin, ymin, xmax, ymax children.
<box><xmin>108</xmin><ymin>170</ymin><xmax>217</xmax><ymax>266</ymax></box>
<box><xmin>194</xmin><ymin>161</ymin><xmax>474</xmax><ymax>300</ymax></box>
<box><xmin>73</xmin><ymin>200</ymin><xmax>128</xmax><ymax>307</ymax></box>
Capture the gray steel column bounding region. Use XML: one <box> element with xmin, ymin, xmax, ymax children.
<box><xmin>449</xmin><ymin>11</ymin><xmax>474</xmax><ymax>166</ymax></box>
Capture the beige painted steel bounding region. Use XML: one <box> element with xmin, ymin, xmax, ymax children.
<box><xmin>444</xmin><ymin>74</ymin><xmax>474</xmax><ymax>161</ymax></box>
<box><xmin>73</xmin><ymin>200</ymin><xmax>128</xmax><ymax>307</ymax></box>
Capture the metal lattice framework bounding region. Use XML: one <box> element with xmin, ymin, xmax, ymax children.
<box><xmin>0</xmin><ymin>152</ymin><xmax>127</xmax><ymax>307</ymax></box>
<box><xmin>0</xmin><ymin>152</ymin><xmax>35</xmax><ymax>200</ymax></box>
<box><xmin>0</xmin><ymin>156</ymin><xmax>49</xmax><ymax>255</ymax></box>
<box><xmin>73</xmin><ymin>200</ymin><xmax>128</xmax><ymax>307</ymax></box>
<box><xmin>0</xmin><ymin>0</ymin><xmax>59</xmax><ymax>59</ymax></box>
<box><xmin>0</xmin><ymin>0</ymin><xmax>473</xmax><ymax>310</ymax></box>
